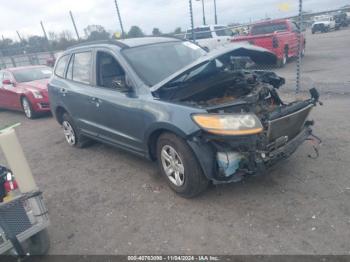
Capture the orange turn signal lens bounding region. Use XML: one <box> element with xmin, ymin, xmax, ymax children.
<box><xmin>192</xmin><ymin>114</ymin><xmax>263</xmax><ymax>136</ymax></box>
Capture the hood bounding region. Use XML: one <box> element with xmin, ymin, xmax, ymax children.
<box><xmin>21</xmin><ymin>79</ymin><xmax>49</xmax><ymax>92</ymax></box>
<box><xmin>313</xmin><ymin>21</ymin><xmax>331</xmax><ymax>25</ymax></box>
<box><xmin>150</xmin><ymin>43</ymin><xmax>277</xmax><ymax>92</ymax></box>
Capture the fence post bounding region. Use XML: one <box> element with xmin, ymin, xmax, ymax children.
<box><xmin>296</xmin><ymin>0</ymin><xmax>303</xmax><ymax>94</ymax></box>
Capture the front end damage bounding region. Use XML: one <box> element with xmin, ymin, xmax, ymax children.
<box><xmin>153</xmin><ymin>45</ymin><xmax>321</xmax><ymax>184</ymax></box>
<box><xmin>163</xmin><ymin>70</ymin><xmax>320</xmax><ymax>184</ymax></box>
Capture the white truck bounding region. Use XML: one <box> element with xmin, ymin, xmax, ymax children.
<box><xmin>185</xmin><ymin>25</ymin><xmax>235</xmax><ymax>51</ymax></box>
<box><xmin>312</xmin><ymin>15</ymin><xmax>336</xmax><ymax>34</ymax></box>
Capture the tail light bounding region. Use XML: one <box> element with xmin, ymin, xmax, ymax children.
<box><xmin>1</xmin><ymin>168</ymin><xmax>19</xmax><ymax>202</ymax></box>
<box><xmin>272</xmin><ymin>36</ymin><xmax>279</xmax><ymax>48</ymax></box>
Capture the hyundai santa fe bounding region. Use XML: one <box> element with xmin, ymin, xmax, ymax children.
<box><xmin>48</xmin><ymin>37</ymin><xmax>320</xmax><ymax>198</ymax></box>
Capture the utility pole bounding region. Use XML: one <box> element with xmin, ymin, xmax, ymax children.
<box><xmin>189</xmin><ymin>0</ymin><xmax>196</xmax><ymax>42</ymax></box>
<box><xmin>196</xmin><ymin>0</ymin><xmax>206</xmax><ymax>25</ymax></box>
<box><xmin>69</xmin><ymin>11</ymin><xmax>80</xmax><ymax>41</ymax></box>
<box><xmin>114</xmin><ymin>0</ymin><xmax>125</xmax><ymax>38</ymax></box>
<box><xmin>16</xmin><ymin>31</ymin><xmax>23</xmax><ymax>43</ymax></box>
<box><xmin>40</xmin><ymin>21</ymin><xmax>54</xmax><ymax>60</ymax></box>
<box><xmin>213</xmin><ymin>0</ymin><xmax>218</xmax><ymax>24</ymax></box>
<box><xmin>40</xmin><ymin>21</ymin><xmax>49</xmax><ymax>41</ymax></box>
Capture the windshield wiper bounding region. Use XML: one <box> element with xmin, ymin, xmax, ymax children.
<box><xmin>165</xmin><ymin>60</ymin><xmax>214</xmax><ymax>88</ymax></box>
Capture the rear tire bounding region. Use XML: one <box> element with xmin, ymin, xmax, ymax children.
<box><xmin>277</xmin><ymin>49</ymin><xmax>288</xmax><ymax>68</ymax></box>
<box><xmin>62</xmin><ymin>113</ymin><xmax>92</xmax><ymax>148</ymax></box>
<box><xmin>157</xmin><ymin>133</ymin><xmax>208</xmax><ymax>198</ymax></box>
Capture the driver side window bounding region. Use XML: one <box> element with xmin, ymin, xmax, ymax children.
<box><xmin>96</xmin><ymin>51</ymin><xmax>126</xmax><ymax>91</ymax></box>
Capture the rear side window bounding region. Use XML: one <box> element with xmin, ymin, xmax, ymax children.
<box><xmin>214</xmin><ymin>26</ymin><xmax>232</xmax><ymax>36</ymax></box>
<box><xmin>55</xmin><ymin>55</ymin><xmax>70</xmax><ymax>78</ymax></box>
<box><xmin>251</xmin><ymin>23</ymin><xmax>288</xmax><ymax>35</ymax></box>
<box><xmin>71</xmin><ymin>52</ymin><xmax>92</xmax><ymax>84</ymax></box>
<box><xmin>186</xmin><ymin>27</ymin><xmax>212</xmax><ymax>40</ymax></box>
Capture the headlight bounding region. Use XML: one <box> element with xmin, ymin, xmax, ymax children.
<box><xmin>192</xmin><ymin>113</ymin><xmax>263</xmax><ymax>135</ymax></box>
<box><xmin>32</xmin><ymin>90</ymin><xmax>43</xmax><ymax>99</ymax></box>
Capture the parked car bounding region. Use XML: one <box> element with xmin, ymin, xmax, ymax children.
<box><xmin>0</xmin><ymin>66</ymin><xmax>52</xmax><ymax>119</ymax></box>
<box><xmin>311</xmin><ymin>15</ymin><xmax>336</xmax><ymax>34</ymax></box>
<box><xmin>48</xmin><ymin>37</ymin><xmax>320</xmax><ymax>198</ymax></box>
<box><xmin>185</xmin><ymin>25</ymin><xmax>235</xmax><ymax>51</ymax></box>
<box><xmin>334</xmin><ymin>11</ymin><xmax>348</xmax><ymax>29</ymax></box>
<box><xmin>232</xmin><ymin>19</ymin><xmax>306</xmax><ymax>67</ymax></box>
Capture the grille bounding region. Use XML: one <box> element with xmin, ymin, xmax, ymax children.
<box><xmin>39</xmin><ymin>103</ymin><xmax>50</xmax><ymax>109</ymax></box>
<box><xmin>267</xmin><ymin>104</ymin><xmax>313</xmax><ymax>143</ymax></box>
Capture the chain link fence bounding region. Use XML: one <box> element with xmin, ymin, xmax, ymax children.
<box><xmin>0</xmin><ymin>49</ymin><xmax>62</xmax><ymax>69</ymax></box>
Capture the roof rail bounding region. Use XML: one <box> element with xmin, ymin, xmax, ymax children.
<box><xmin>68</xmin><ymin>39</ymin><xmax>129</xmax><ymax>50</ymax></box>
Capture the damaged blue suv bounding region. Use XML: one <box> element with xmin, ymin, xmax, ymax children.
<box><xmin>48</xmin><ymin>37</ymin><xmax>320</xmax><ymax>198</ymax></box>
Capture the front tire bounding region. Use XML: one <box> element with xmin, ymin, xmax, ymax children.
<box><xmin>21</xmin><ymin>97</ymin><xmax>37</xmax><ymax>119</ymax></box>
<box><xmin>157</xmin><ymin>133</ymin><xmax>208</xmax><ymax>198</ymax></box>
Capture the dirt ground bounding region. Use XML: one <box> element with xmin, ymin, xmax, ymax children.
<box><xmin>0</xmin><ymin>27</ymin><xmax>350</xmax><ymax>255</ymax></box>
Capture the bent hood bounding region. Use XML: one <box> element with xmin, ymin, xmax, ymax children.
<box><xmin>150</xmin><ymin>43</ymin><xmax>277</xmax><ymax>92</ymax></box>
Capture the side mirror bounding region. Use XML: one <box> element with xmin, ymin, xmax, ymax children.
<box><xmin>111</xmin><ymin>77</ymin><xmax>132</xmax><ymax>93</ymax></box>
<box><xmin>2</xmin><ymin>79</ymin><xmax>13</xmax><ymax>85</ymax></box>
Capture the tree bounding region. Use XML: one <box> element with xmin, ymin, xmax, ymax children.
<box><xmin>48</xmin><ymin>31</ymin><xmax>59</xmax><ymax>41</ymax></box>
<box><xmin>59</xmin><ymin>30</ymin><xmax>74</xmax><ymax>41</ymax></box>
<box><xmin>174</xmin><ymin>27</ymin><xmax>182</xmax><ymax>34</ymax></box>
<box><xmin>84</xmin><ymin>25</ymin><xmax>110</xmax><ymax>41</ymax></box>
<box><xmin>26</xmin><ymin>36</ymin><xmax>48</xmax><ymax>53</ymax></box>
<box><xmin>127</xmin><ymin>26</ymin><xmax>144</xmax><ymax>38</ymax></box>
<box><xmin>152</xmin><ymin>28</ymin><xmax>161</xmax><ymax>36</ymax></box>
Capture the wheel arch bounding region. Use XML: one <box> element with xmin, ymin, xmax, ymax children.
<box><xmin>146</xmin><ymin>124</ymin><xmax>189</xmax><ymax>161</ymax></box>
<box><xmin>54</xmin><ymin>106</ymin><xmax>69</xmax><ymax>124</ymax></box>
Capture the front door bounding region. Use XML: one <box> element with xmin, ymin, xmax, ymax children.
<box><xmin>0</xmin><ymin>72</ymin><xmax>19</xmax><ymax>110</ymax></box>
<box><xmin>86</xmin><ymin>49</ymin><xmax>145</xmax><ymax>154</ymax></box>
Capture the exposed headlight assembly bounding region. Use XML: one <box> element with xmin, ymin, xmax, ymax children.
<box><xmin>32</xmin><ymin>90</ymin><xmax>43</xmax><ymax>99</ymax></box>
<box><xmin>192</xmin><ymin>113</ymin><xmax>263</xmax><ymax>135</ymax></box>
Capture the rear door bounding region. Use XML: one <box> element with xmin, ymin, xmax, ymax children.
<box><xmin>63</xmin><ymin>50</ymin><xmax>101</xmax><ymax>137</ymax></box>
<box><xmin>289</xmin><ymin>22</ymin><xmax>300</xmax><ymax>57</ymax></box>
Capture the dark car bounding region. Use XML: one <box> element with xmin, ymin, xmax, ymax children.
<box><xmin>48</xmin><ymin>37</ymin><xmax>320</xmax><ymax>198</ymax></box>
<box><xmin>0</xmin><ymin>66</ymin><xmax>52</xmax><ymax>119</ymax></box>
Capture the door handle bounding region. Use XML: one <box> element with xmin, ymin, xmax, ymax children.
<box><xmin>59</xmin><ymin>88</ymin><xmax>68</xmax><ymax>96</ymax></box>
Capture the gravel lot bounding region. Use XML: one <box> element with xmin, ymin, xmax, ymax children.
<box><xmin>1</xmin><ymin>27</ymin><xmax>350</xmax><ymax>255</ymax></box>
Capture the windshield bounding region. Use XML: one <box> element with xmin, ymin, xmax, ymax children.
<box><xmin>12</xmin><ymin>67</ymin><xmax>52</xmax><ymax>83</ymax></box>
<box><xmin>214</xmin><ymin>26</ymin><xmax>233</xmax><ymax>36</ymax></box>
<box><xmin>251</xmin><ymin>22</ymin><xmax>287</xmax><ymax>35</ymax></box>
<box><xmin>186</xmin><ymin>27</ymin><xmax>212</xmax><ymax>40</ymax></box>
<box><xmin>122</xmin><ymin>41</ymin><xmax>206</xmax><ymax>86</ymax></box>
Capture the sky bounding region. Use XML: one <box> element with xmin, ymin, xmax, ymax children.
<box><xmin>0</xmin><ymin>0</ymin><xmax>348</xmax><ymax>40</ymax></box>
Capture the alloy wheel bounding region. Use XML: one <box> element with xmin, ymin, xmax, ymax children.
<box><xmin>161</xmin><ymin>145</ymin><xmax>185</xmax><ymax>187</ymax></box>
<box><xmin>62</xmin><ymin>121</ymin><xmax>76</xmax><ymax>146</ymax></box>
<box><xmin>22</xmin><ymin>98</ymin><xmax>32</xmax><ymax>118</ymax></box>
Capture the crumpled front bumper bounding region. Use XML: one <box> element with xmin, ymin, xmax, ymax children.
<box><xmin>188</xmin><ymin>125</ymin><xmax>317</xmax><ymax>184</ymax></box>
<box><xmin>258</xmin><ymin>126</ymin><xmax>312</xmax><ymax>169</ymax></box>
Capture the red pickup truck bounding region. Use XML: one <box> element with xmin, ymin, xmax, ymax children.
<box><xmin>232</xmin><ymin>19</ymin><xmax>305</xmax><ymax>67</ymax></box>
